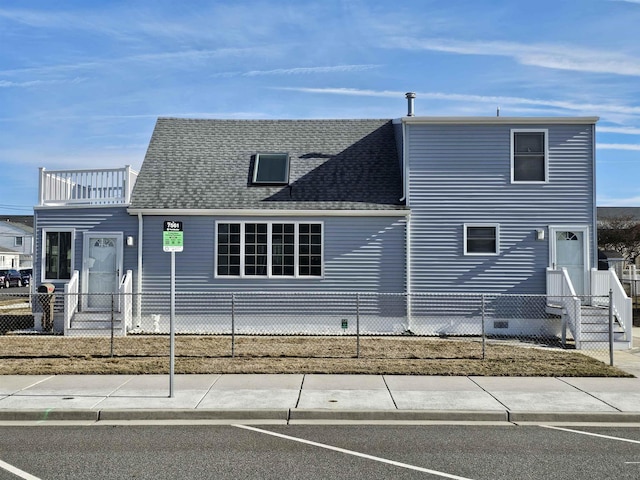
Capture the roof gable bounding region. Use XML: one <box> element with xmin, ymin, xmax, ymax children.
<box><xmin>130</xmin><ymin>118</ymin><xmax>404</xmax><ymax>211</ymax></box>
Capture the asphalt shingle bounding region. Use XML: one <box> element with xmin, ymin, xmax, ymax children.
<box><xmin>130</xmin><ymin>118</ymin><xmax>405</xmax><ymax>211</ymax></box>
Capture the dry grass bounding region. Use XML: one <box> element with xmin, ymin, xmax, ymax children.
<box><xmin>0</xmin><ymin>335</ymin><xmax>630</xmax><ymax>377</ymax></box>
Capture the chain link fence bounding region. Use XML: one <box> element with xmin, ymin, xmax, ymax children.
<box><xmin>0</xmin><ymin>290</ymin><xmax>632</xmax><ymax>367</ymax></box>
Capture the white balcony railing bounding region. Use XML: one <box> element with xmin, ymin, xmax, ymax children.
<box><xmin>39</xmin><ymin>166</ymin><xmax>138</xmax><ymax>206</ymax></box>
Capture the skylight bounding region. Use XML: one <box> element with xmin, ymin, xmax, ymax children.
<box><xmin>253</xmin><ymin>153</ymin><xmax>290</xmax><ymax>185</ymax></box>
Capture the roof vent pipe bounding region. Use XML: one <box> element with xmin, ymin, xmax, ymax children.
<box><xmin>405</xmin><ymin>92</ymin><xmax>416</xmax><ymax>116</ymax></box>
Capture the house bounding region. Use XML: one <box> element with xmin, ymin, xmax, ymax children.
<box><xmin>0</xmin><ymin>217</ymin><xmax>34</xmax><ymax>268</ymax></box>
<box><xmin>32</xmin><ymin>95</ymin><xmax>632</xmax><ymax>347</ymax></box>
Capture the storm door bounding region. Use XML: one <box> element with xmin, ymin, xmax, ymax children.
<box><xmin>550</xmin><ymin>227</ymin><xmax>589</xmax><ymax>297</ymax></box>
<box><xmin>82</xmin><ymin>233</ymin><xmax>123</xmax><ymax>310</ymax></box>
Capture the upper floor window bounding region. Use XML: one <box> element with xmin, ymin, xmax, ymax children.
<box><xmin>511</xmin><ymin>130</ymin><xmax>548</xmax><ymax>183</ymax></box>
<box><xmin>43</xmin><ymin>230</ymin><xmax>73</xmax><ymax>280</ymax></box>
<box><xmin>14</xmin><ymin>236</ymin><xmax>23</xmax><ymax>247</ymax></box>
<box><xmin>464</xmin><ymin>224</ymin><xmax>499</xmax><ymax>255</ymax></box>
<box><xmin>252</xmin><ymin>153</ymin><xmax>290</xmax><ymax>184</ymax></box>
<box><xmin>216</xmin><ymin>222</ymin><xmax>322</xmax><ymax>277</ymax></box>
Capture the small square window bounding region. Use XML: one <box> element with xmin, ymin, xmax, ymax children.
<box><xmin>253</xmin><ymin>153</ymin><xmax>290</xmax><ymax>184</ymax></box>
<box><xmin>465</xmin><ymin>225</ymin><xmax>499</xmax><ymax>255</ymax></box>
<box><xmin>512</xmin><ymin>130</ymin><xmax>547</xmax><ymax>183</ymax></box>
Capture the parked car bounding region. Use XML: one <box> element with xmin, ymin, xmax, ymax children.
<box><xmin>19</xmin><ymin>269</ymin><xmax>32</xmax><ymax>286</ymax></box>
<box><xmin>0</xmin><ymin>269</ymin><xmax>23</xmax><ymax>288</ymax></box>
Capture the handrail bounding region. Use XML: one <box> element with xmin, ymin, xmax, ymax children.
<box><xmin>591</xmin><ymin>268</ymin><xmax>632</xmax><ymax>341</ymax></box>
<box><xmin>39</xmin><ymin>166</ymin><xmax>138</xmax><ymax>206</ymax></box>
<box><xmin>63</xmin><ymin>270</ymin><xmax>79</xmax><ymax>333</ymax></box>
<box><xmin>119</xmin><ymin>270</ymin><xmax>133</xmax><ymax>334</ymax></box>
<box><xmin>546</xmin><ymin>267</ymin><xmax>582</xmax><ymax>348</ymax></box>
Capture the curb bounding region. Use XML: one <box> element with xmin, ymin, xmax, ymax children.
<box><xmin>0</xmin><ymin>410</ymin><xmax>98</xmax><ymax>422</ymax></box>
<box><xmin>289</xmin><ymin>409</ymin><xmax>508</xmax><ymax>422</ymax></box>
<box><xmin>98</xmin><ymin>409</ymin><xmax>289</xmax><ymax>421</ymax></box>
<box><xmin>508</xmin><ymin>411</ymin><xmax>640</xmax><ymax>423</ymax></box>
<box><xmin>3</xmin><ymin>409</ymin><xmax>640</xmax><ymax>424</ymax></box>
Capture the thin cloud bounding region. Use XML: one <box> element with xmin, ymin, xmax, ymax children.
<box><xmin>389</xmin><ymin>37</ymin><xmax>640</xmax><ymax>77</ymax></box>
<box><xmin>598</xmin><ymin>126</ymin><xmax>640</xmax><ymax>135</ymax></box>
<box><xmin>278</xmin><ymin>87</ymin><xmax>640</xmax><ymax>118</ymax></box>
<box><xmin>243</xmin><ymin>65</ymin><xmax>379</xmax><ymax>76</ymax></box>
<box><xmin>598</xmin><ymin>143</ymin><xmax>640</xmax><ymax>150</ymax></box>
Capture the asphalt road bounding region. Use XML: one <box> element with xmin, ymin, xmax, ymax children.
<box><xmin>1</xmin><ymin>424</ymin><xmax>640</xmax><ymax>479</ymax></box>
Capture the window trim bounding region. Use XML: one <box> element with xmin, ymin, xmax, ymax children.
<box><xmin>510</xmin><ymin>129</ymin><xmax>549</xmax><ymax>184</ymax></box>
<box><xmin>41</xmin><ymin>228</ymin><xmax>75</xmax><ymax>282</ymax></box>
<box><xmin>463</xmin><ymin>223</ymin><xmax>500</xmax><ymax>256</ymax></box>
<box><xmin>252</xmin><ymin>153</ymin><xmax>290</xmax><ymax>185</ymax></box>
<box><xmin>215</xmin><ymin>221</ymin><xmax>324</xmax><ymax>279</ymax></box>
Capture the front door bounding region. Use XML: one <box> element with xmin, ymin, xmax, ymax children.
<box><xmin>550</xmin><ymin>227</ymin><xmax>589</xmax><ymax>296</ymax></box>
<box><xmin>82</xmin><ymin>233</ymin><xmax>123</xmax><ymax>310</ymax></box>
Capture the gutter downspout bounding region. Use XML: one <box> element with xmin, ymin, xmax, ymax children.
<box><xmin>400</xmin><ymin>118</ymin><xmax>412</xmax><ymax>332</ymax></box>
<box><xmin>590</xmin><ymin>122</ymin><xmax>597</xmax><ymax>297</ymax></box>
<box><xmin>136</xmin><ymin>212</ymin><xmax>143</xmax><ymax>329</ymax></box>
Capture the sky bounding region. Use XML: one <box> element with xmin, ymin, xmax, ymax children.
<box><xmin>1</xmin><ymin>0</ymin><xmax>640</xmax><ymax>216</ymax></box>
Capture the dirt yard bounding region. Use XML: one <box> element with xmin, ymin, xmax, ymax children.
<box><xmin>0</xmin><ymin>335</ymin><xmax>630</xmax><ymax>377</ymax></box>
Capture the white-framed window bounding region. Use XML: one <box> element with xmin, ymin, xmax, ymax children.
<box><xmin>464</xmin><ymin>224</ymin><xmax>499</xmax><ymax>255</ymax></box>
<box><xmin>14</xmin><ymin>236</ymin><xmax>23</xmax><ymax>247</ymax></box>
<box><xmin>252</xmin><ymin>153</ymin><xmax>290</xmax><ymax>185</ymax></box>
<box><xmin>216</xmin><ymin>221</ymin><xmax>323</xmax><ymax>278</ymax></box>
<box><xmin>511</xmin><ymin>129</ymin><xmax>548</xmax><ymax>183</ymax></box>
<box><xmin>42</xmin><ymin>229</ymin><xmax>74</xmax><ymax>280</ymax></box>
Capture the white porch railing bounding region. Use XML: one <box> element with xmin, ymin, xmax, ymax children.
<box><xmin>63</xmin><ymin>270</ymin><xmax>80</xmax><ymax>333</ymax></box>
<box><xmin>546</xmin><ymin>267</ymin><xmax>582</xmax><ymax>348</ymax></box>
<box><xmin>120</xmin><ymin>270</ymin><xmax>133</xmax><ymax>334</ymax></box>
<box><xmin>591</xmin><ymin>268</ymin><xmax>633</xmax><ymax>342</ymax></box>
<box><xmin>38</xmin><ymin>166</ymin><xmax>138</xmax><ymax>206</ymax></box>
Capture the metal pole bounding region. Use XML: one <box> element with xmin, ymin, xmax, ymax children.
<box><xmin>481</xmin><ymin>294</ymin><xmax>486</xmax><ymax>360</ymax></box>
<box><xmin>110</xmin><ymin>293</ymin><xmax>115</xmax><ymax>358</ymax></box>
<box><xmin>169</xmin><ymin>251</ymin><xmax>175</xmax><ymax>398</ymax></box>
<box><xmin>356</xmin><ymin>293</ymin><xmax>360</xmax><ymax>359</ymax></box>
<box><xmin>609</xmin><ymin>288</ymin><xmax>614</xmax><ymax>367</ymax></box>
<box><xmin>231</xmin><ymin>293</ymin><xmax>235</xmax><ymax>358</ymax></box>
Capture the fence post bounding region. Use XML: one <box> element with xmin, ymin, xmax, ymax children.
<box><xmin>481</xmin><ymin>294</ymin><xmax>486</xmax><ymax>360</ymax></box>
<box><xmin>110</xmin><ymin>293</ymin><xmax>115</xmax><ymax>358</ymax></box>
<box><xmin>356</xmin><ymin>293</ymin><xmax>360</xmax><ymax>359</ymax></box>
<box><xmin>231</xmin><ymin>293</ymin><xmax>235</xmax><ymax>358</ymax></box>
<box><xmin>609</xmin><ymin>288</ymin><xmax>614</xmax><ymax>367</ymax></box>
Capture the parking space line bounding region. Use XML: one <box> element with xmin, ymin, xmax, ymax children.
<box><xmin>234</xmin><ymin>424</ymin><xmax>476</xmax><ymax>480</ymax></box>
<box><xmin>541</xmin><ymin>425</ymin><xmax>640</xmax><ymax>444</ymax></box>
<box><xmin>0</xmin><ymin>458</ymin><xmax>41</xmax><ymax>480</ymax></box>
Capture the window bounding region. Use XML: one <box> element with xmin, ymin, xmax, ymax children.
<box><xmin>216</xmin><ymin>223</ymin><xmax>240</xmax><ymax>276</ymax></box>
<box><xmin>14</xmin><ymin>236</ymin><xmax>23</xmax><ymax>247</ymax></box>
<box><xmin>253</xmin><ymin>153</ymin><xmax>290</xmax><ymax>184</ymax></box>
<box><xmin>44</xmin><ymin>230</ymin><xmax>73</xmax><ymax>279</ymax></box>
<box><xmin>216</xmin><ymin>222</ymin><xmax>322</xmax><ymax>277</ymax></box>
<box><xmin>511</xmin><ymin>130</ymin><xmax>547</xmax><ymax>183</ymax></box>
<box><xmin>464</xmin><ymin>224</ymin><xmax>499</xmax><ymax>255</ymax></box>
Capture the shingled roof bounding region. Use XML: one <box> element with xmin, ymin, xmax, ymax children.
<box><xmin>129</xmin><ymin>118</ymin><xmax>405</xmax><ymax>211</ymax></box>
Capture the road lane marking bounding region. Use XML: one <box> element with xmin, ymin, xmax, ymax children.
<box><xmin>541</xmin><ymin>425</ymin><xmax>640</xmax><ymax>445</ymax></box>
<box><xmin>234</xmin><ymin>424</ymin><xmax>477</xmax><ymax>480</ymax></box>
<box><xmin>0</xmin><ymin>458</ymin><xmax>41</xmax><ymax>480</ymax></box>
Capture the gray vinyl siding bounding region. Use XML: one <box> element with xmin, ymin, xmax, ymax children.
<box><xmin>406</xmin><ymin>122</ymin><xmax>595</xmax><ymax>294</ymax></box>
<box><xmin>34</xmin><ymin>207</ymin><xmax>138</xmax><ymax>291</ymax></box>
<box><xmin>140</xmin><ymin>215</ymin><xmax>406</xmax><ymax>293</ymax></box>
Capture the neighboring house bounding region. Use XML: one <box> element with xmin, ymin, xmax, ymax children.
<box><xmin>0</xmin><ymin>217</ymin><xmax>34</xmax><ymax>268</ymax></box>
<box><xmin>597</xmin><ymin>206</ymin><xmax>640</xmax><ymax>268</ymax></box>
<box><xmin>32</xmin><ymin>98</ymin><xmax>632</xmax><ymax>347</ymax></box>
<box><xmin>0</xmin><ymin>247</ymin><xmax>20</xmax><ymax>269</ymax></box>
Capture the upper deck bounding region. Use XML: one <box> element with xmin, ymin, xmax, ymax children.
<box><xmin>38</xmin><ymin>166</ymin><xmax>138</xmax><ymax>207</ymax></box>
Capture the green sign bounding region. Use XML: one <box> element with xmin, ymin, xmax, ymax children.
<box><xmin>341</xmin><ymin>319</ymin><xmax>348</xmax><ymax>330</ymax></box>
<box><xmin>163</xmin><ymin>221</ymin><xmax>183</xmax><ymax>252</ymax></box>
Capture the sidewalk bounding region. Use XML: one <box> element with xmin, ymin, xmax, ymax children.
<box><xmin>4</xmin><ymin>371</ymin><xmax>640</xmax><ymax>424</ymax></box>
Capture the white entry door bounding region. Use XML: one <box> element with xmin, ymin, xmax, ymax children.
<box><xmin>550</xmin><ymin>227</ymin><xmax>589</xmax><ymax>296</ymax></box>
<box><xmin>82</xmin><ymin>233</ymin><xmax>123</xmax><ymax>310</ymax></box>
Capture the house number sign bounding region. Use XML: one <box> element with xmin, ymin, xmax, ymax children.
<box><xmin>163</xmin><ymin>221</ymin><xmax>184</xmax><ymax>252</ymax></box>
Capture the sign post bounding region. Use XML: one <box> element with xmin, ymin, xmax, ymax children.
<box><xmin>163</xmin><ymin>221</ymin><xmax>183</xmax><ymax>398</ymax></box>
